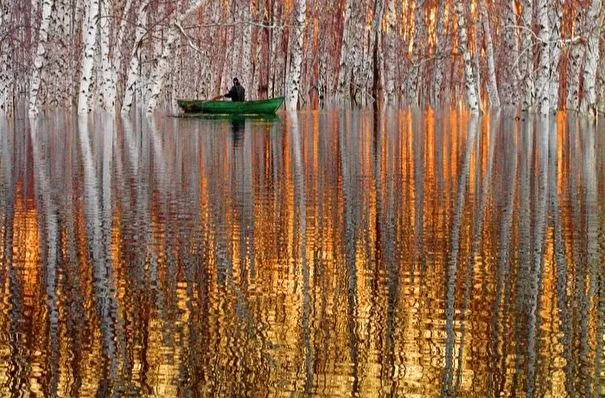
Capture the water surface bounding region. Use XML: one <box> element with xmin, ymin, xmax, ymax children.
<box><xmin>0</xmin><ymin>110</ymin><xmax>604</xmax><ymax>397</ymax></box>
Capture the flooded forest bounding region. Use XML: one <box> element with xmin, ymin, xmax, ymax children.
<box><xmin>0</xmin><ymin>0</ymin><xmax>604</xmax><ymax>115</ymax></box>
<box><xmin>0</xmin><ymin>0</ymin><xmax>605</xmax><ymax>396</ymax></box>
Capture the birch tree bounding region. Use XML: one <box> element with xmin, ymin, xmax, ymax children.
<box><xmin>48</xmin><ymin>0</ymin><xmax>74</xmax><ymax>107</ymax></box>
<box><xmin>478</xmin><ymin>0</ymin><xmax>500</xmax><ymax>108</ymax></box>
<box><xmin>454</xmin><ymin>0</ymin><xmax>480</xmax><ymax>112</ymax></box>
<box><xmin>499</xmin><ymin>0</ymin><xmax>519</xmax><ymax>108</ymax></box>
<box><xmin>472</xmin><ymin>5</ymin><xmax>483</xmax><ymax>108</ymax></box>
<box><xmin>1</xmin><ymin>0</ymin><xmax>604</xmax><ymax>115</ymax></box>
<box><xmin>78</xmin><ymin>0</ymin><xmax>100</xmax><ymax>113</ymax></box>
<box><xmin>370</xmin><ymin>0</ymin><xmax>385</xmax><ymax>105</ymax></box>
<box><xmin>536</xmin><ymin>0</ymin><xmax>551</xmax><ymax>114</ymax></box>
<box><xmin>383</xmin><ymin>0</ymin><xmax>396</xmax><ymax>103</ymax></box>
<box><xmin>97</xmin><ymin>0</ymin><xmax>133</xmax><ymax>111</ymax></box>
<box><xmin>285</xmin><ymin>0</ymin><xmax>306</xmax><ymax>110</ymax></box>
<box><xmin>407</xmin><ymin>0</ymin><xmax>427</xmax><ymax>105</ymax></box>
<box><xmin>28</xmin><ymin>0</ymin><xmax>54</xmax><ymax>115</ymax></box>
<box><xmin>0</xmin><ymin>1</ymin><xmax>12</xmax><ymax>111</ymax></box>
<box><xmin>599</xmin><ymin>57</ymin><xmax>605</xmax><ymax>114</ymax></box>
<box><xmin>98</xmin><ymin>0</ymin><xmax>114</xmax><ymax>110</ymax></box>
<box><xmin>548</xmin><ymin>0</ymin><xmax>564</xmax><ymax>111</ymax></box>
<box><xmin>336</xmin><ymin>0</ymin><xmax>354</xmax><ymax>100</ymax></box>
<box><xmin>519</xmin><ymin>0</ymin><xmax>535</xmax><ymax>111</ymax></box>
<box><xmin>580</xmin><ymin>0</ymin><xmax>603</xmax><ymax>116</ymax></box>
<box><xmin>239</xmin><ymin>1</ymin><xmax>253</xmax><ymax>88</ymax></box>
<box><xmin>566</xmin><ymin>7</ymin><xmax>585</xmax><ymax>110</ymax></box>
<box><xmin>146</xmin><ymin>0</ymin><xmax>210</xmax><ymax>114</ymax></box>
<box><xmin>122</xmin><ymin>1</ymin><xmax>151</xmax><ymax>113</ymax></box>
<box><xmin>432</xmin><ymin>0</ymin><xmax>448</xmax><ymax>105</ymax></box>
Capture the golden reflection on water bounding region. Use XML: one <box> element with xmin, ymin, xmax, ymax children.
<box><xmin>0</xmin><ymin>111</ymin><xmax>604</xmax><ymax>397</ymax></box>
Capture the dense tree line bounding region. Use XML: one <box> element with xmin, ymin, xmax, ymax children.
<box><xmin>0</xmin><ymin>0</ymin><xmax>603</xmax><ymax>115</ymax></box>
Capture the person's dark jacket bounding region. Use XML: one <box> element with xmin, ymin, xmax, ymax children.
<box><xmin>225</xmin><ymin>83</ymin><xmax>245</xmax><ymax>101</ymax></box>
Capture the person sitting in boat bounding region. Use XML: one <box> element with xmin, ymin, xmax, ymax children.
<box><xmin>224</xmin><ymin>78</ymin><xmax>245</xmax><ymax>102</ymax></box>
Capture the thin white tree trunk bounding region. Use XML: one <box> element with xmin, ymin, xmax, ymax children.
<box><xmin>598</xmin><ymin>54</ymin><xmax>605</xmax><ymax>114</ymax></box>
<box><xmin>0</xmin><ymin>3</ymin><xmax>12</xmax><ymax>111</ymax></box>
<box><xmin>99</xmin><ymin>0</ymin><xmax>114</xmax><ymax>110</ymax></box>
<box><xmin>49</xmin><ymin>0</ymin><xmax>73</xmax><ymax>107</ymax></box>
<box><xmin>454</xmin><ymin>0</ymin><xmax>480</xmax><ymax>112</ymax></box>
<box><xmin>170</xmin><ymin>52</ymin><xmax>179</xmax><ymax>114</ymax></box>
<box><xmin>432</xmin><ymin>0</ymin><xmax>448</xmax><ymax>105</ymax></box>
<box><xmin>28</xmin><ymin>0</ymin><xmax>53</xmax><ymax>116</ymax></box>
<box><xmin>146</xmin><ymin>0</ymin><xmax>209</xmax><ymax>114</ymax></box>
<box><xmin>78</xmin><ymin>0</ymin><xmax>100</xmax><ymax>113</ymax></box>
<box><xmin>105</xmin><ymin>0</ymin><xmax>133</xmax><ymax>109</ymax></box>
<box><xmin>473</xmin><ymin>5</ymin><xmax>483</xmax><ymax>109</ymax></box>
<box><xmin>360</xmin><ymin>25</ymin><xmax>373</xmax><ymax>104</ymax></box>
<box><xmin>566</xmin><ymin>8</ymin><xmax>585</xmax><ymax>110</ymax></box>
<box><xmin>370</xmin><ymin>0</ymin><xmax>385</xmax><ymax>104</ymax></box>
<box><xmin>121</xmin><ymin>2</ymin><xmax>150</xmax><ymax>113</ymax></box>
<box><xmin>268</xmin><ymin>3</ymin><xmax>279</xmax><ymax>96</ymax></box>
<box><xmin>548</xmin><ymin>0</ymin><xmax>564</xmax><ymax>111</ymax></box>
<box><xmin>349</xmin><ymin>3</ymin><xmax>364</xmax><ymax>103</ymax></box>
<box><xmin>536</xmin><ymin>0</ymin><xmax>551</xmax><ymax>114</ymax></box>
<box><xmin>240</xmin><ymin>2</ymin><xmax>253</xmax><ymax>88</ymax></box>
<box><xmin>146</xmin><ymin>28</ymin><xmax>179</xmax><ymax>113</ymax></box>
<box><xmin>285</xmin><ymin>0</ymin><xmax>306</xmax><ymax>110</ymax></box>
<box><xmin>407</xmin><ymin>0</ymin><xmax>426</xmax><ymax>105</ymax></box>
<box><xmin>383</xmin><ymin>0</ymin><xmax>396</xmax><ymax>103</ymax></box>
<box><xmin>478</xmin><ymin>0</ymin><xmax>500</xmax><ymax>108</ymax></box>
<box><xmin>500</xmin><ymin>0</ymin><xmax>519</xmax><ymax>108</ymax></box>
<box><xmin>519</xmin><ymin>0</ymin><xmax>535</xmax><ymax>111</ymax></box>
<box><xmin>580</xmin><ymin>0</ymin><xmax>602</xmax><ymax>116</ymax></box>
<box><xmin>336</xmin><ymin>0</ymin><xmax>357</xmax><ymax>100</ymax></box>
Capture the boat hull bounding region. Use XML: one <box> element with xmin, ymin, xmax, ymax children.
<box><xmin>177</xmin><ymin>97</ymin><xmax>284</xmax><ymax>114</ymax></box>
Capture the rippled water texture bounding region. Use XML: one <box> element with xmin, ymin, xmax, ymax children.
<box><xmin>0</xmin><ymin>110</ymin><xmax>604</xmax><ymax>396</ymax></box>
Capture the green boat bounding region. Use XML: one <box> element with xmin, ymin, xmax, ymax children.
<box><xmin>177</xmin><ymin>97</ymin><xmax>284</xmax><ymax>114</ymax></box>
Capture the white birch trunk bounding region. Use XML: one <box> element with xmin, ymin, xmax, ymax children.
<box><xmin>146</xmin><ymin>0</ymin><xmax>209</xmax><ymax>114</ymax></box>
<box><xmin>580</xmin><ymin>0</ymin><xmax>602</xmax><ymax>116</ymax></box>
<box><xmin>121</xmin><ymin>2</ymin><xmax>150</xmax><ymax>113</ymax></box>
<box><xmin>536</xmin><ymin>0</ymin><xmax>551</xmax><ymax>115</ymax></box>
<box><xmin>50</xmin><ymin>0</ymin><xmax>73</xmax><ymax>106</ymax></box>
<box><xmin>31</xmin><ymin>0</ymin><xmax>39</xmax><ymax>38</ymax></box>
<box><xmin>548</xmin><ymin>0</ymin><xmax>564</xmax><ymax>111</ymax></box>
<box><xmin>500</xmin><ymin>0</ymin><xmax>519</xmax><ymax>108</ymax></box>
<box><xmin>349</xmin><ymin>3</ymin><xmax>364</xmax><ymax>103</ymax></box>
<box><xmin>383</xmin><ymin>0</ymin><xmax>396</xmax><ymax>103</ymax></box>
<box><xmin>170</xmin><ymin>53</ymin><xmax>179</xmax><ymax>114</ymax></box>
<box><xmin>28</xmin><ymin>0</ymin><xmax>53</xmax><ymax>116</ymax></box>
<box><xmin>268</xmin><ymin>3</ymin><xmax>279</xmax><ymax>97</ymax></box>
<box><xmin>407</xmin><ymin>0</ymin><xmax>426</xmax><ymax>105</ymax></box>
<box><xmin>370</xmin><ymin>0</ymin><xmax>385</xmax><ymax>104</ymax></box>
<box><xmin>241</xmin><ymin>2</ymin><xmax>253</xmax><ymax>89</ymax></box>
<box><xmin>599</xmin><ymin>54</ymin><xmax>605</xmax><ymax>114</ymax></box>
<box><xmin>454</xmin><ymin>0</ymin><xmax>480</xmax><ymax>112</ymax></box>
<box><xmin>78</xmin><ymin>0</ymin><xmax>100</xmax><ymax>114</ymax></box>
<box><xmin>105</xmin><ymin>0</ymin><xmax>133</xmax><ymax>109</ymax></box>
<box><xmin>473</xmin><ymin>5</ymin><xmax>483</xmax><ymax>109</ymax></box>
<box><xmin>478</xmin><ymin>0</ymin><xmax>500</xmax><ymax>108</ymax></box>
<box><xmin>0</xmin><ymin>2</ymin><xmax>12</xmax><ymax>111</ymax></box>
<box><xmin>566</xmin><ymin>9</ymin><xmax>585</xmax><ymax>110</ymax></box>
<box><xmin>360</xmin><ymin>26</ymin><xmax>373</xmax><ymax>104</ymax></box>
<box><xmin>99</xmin><ymin>0</ymin><xmax>114</xmax><ymax>110</ymax></box>
<box><xmin>146</xmin><ymin>28</ymin><xmax>179</xmax><ymax>114</ymax></box>
<box><xmin>336</xmin><ymin>0</ymin><xmax>353</xmax><ymax>99</ymax></box>
<box><xmin>432</xmin><ymin>0</ymin><xmax>448</xmax><ymax>105</ymax></box>
<box><xmin>519</xmin><ymin>0</ymin><xmax>535</xmax><ymax>111</ymax></box>
<box><xmin>285</xmin><ymin>0</ymin><xmax>306</xmax><ymax>111</ymax></box>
